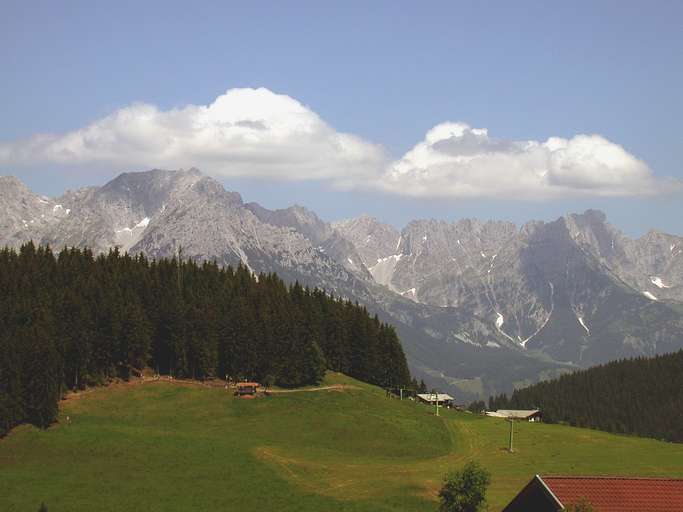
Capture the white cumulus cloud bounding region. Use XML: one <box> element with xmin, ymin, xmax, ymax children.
<box><xmin>0</xmin><ymin>87</ymin><xmax>386</xmax><ymax>183</ymax></box>
<box><xmin>380</xmin><ymin>122</ymin><xmax>675</xmax><ymax>199</ymax></box>
<box><xmin>0</xmin><ymin>89</ymin><xmax>677</xmax><ymax>199</ymax></box>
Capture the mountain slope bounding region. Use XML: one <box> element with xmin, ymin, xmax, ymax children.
<box><xmin>245</xmin><ymin>202</ymin><xmax>373</xmax><ymax>280</ymax></box>
<box><xmin>495</xmin><ymin>349</ymin><xmax>683</xmax><ymax>442</ymax></box>
<box><xmin>0</xmin><ymin>176</ymin><xmax>69</xmax><ymax>247</ymax></box>
<box><xmin>2</xmin><ymin>169</ymin><xmax>682</xmax><ymax>400</ymax></box>
<box><xmin>565</xmin><ymin>209</ymin><xmax>683</xmax><ymax>302</ymax></box>
<box><xmin>338</xmin><ymin>211</ymin><xmax>683</xmax><ymax>367</ymax></box>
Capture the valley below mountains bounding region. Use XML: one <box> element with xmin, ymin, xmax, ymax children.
<box><xmin>3</xmin><ymin>168</ymin><xmax>683</xmax><ymax>400</ymax></box>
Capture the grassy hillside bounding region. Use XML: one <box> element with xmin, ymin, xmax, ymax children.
<box><xmin>2</xmin><ymin>373</ymin><xmax>682</xmax><ymax>511</ymax></box>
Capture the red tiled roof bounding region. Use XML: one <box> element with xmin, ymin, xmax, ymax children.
<box><xmin>541</xmin><ymin>476</ymin><xmax>683</xmax><ymax>512</ymax></box>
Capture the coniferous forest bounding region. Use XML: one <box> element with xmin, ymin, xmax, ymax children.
<box><xmin>0</xmin><ymin>243</ymin><xmax>412</xmax><ymax>436</ymax></box>
<box><xmin>486</xmin><ymin>350</ymin><xmax>683</xmax><ymax>442</ymax></box>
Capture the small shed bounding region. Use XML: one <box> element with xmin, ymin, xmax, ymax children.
<box><xmin>235</xmin><ymin>382</ymin><xmax>260</xmax><ymax>397</ymax></box>
<box><xmin>503</xmin><ymin>475</ymin><xmax>683</xmax><ymax>512</ymax></box>
<box><xmin>486</xmin><ymin>409</ymin><xmax>541</xmax><ymax>422</ymax></box>
<box><xmin>417</xmin><ymin>393</ymin><xmax>454</xmax><ymax>407</ymax></box>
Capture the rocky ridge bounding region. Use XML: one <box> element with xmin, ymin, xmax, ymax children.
<box><xmin>2</xmin><ymin>169</ymin><xmax>682</xmax><ymax>399</ymax></box>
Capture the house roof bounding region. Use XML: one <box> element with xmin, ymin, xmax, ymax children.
<box><xmin>542</xmin><ymin>476</ymin><xmax>683</xmax><ymax>511</ymax></box>
<box><xmin>236</xmin><ymin>382</ymin><xmax>259</xmax><ymax>388</ymax></box>
<box><xmin>416</xmin><ymin>393</ymin><xmax>453</xmax><ymax>402</ymax></box>
<box><xmin>487</xmin><ymin>409</ymin><xmax>540</xmax><ymax>419</ymax></box>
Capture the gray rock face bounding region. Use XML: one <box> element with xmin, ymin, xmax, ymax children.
<box><xmin>0</xmin><ymin>176</ymin><xmax>68</xmax><ymax>247</ymax></box>
<box><xmin>337</xmin><ymin>211</ymin><xmax>683</xmax><ymax>367</ymax></box>
<box><xmin>564</xmin><ymin>210</ymin><xmax>683</xmax><ymax>302</ymax></box>
<box><xmin>333</xmin><ymin>214</ymin><xmax>400</xmax><ymax>265</ymax></box>
<box><xmin>245</xmin><ymin>203</ymin><xmax>373</xmax><ymax>280</ymax></box>
<box><xmin>2</xmin><ymin>169</ymin><xmax>682</xmax><ymax>401</ymax></box>
<box><xmin>0</xmin><ymin>169</ymin><xmax>369</xmax><ymax>298</ymax></box>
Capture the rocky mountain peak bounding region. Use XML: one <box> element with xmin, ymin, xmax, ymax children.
<box><xmin>2</xmin><ymin>169</ymin><xmax>683</xmax><ymax>401</ymax></box>
<box><xmin>0</xmin><ymin>175</ymin><xmax>66</xmax><ymax>243</ymax></box>
<box><xmin>245</xmin><ymin>202</ymin><xmax>331</xmax><ymax>244</ymax></box>
<box><xmin>564</xmin><ymin>209</ymin><xmax>616</xmax><ymax>244</ymax></box>
<box><xmin>0</xmin><ymin>175</ymin><xmax>30</xmax><ymax>191</ymax></box>
<box><xmin>333</xmin><ymin>215</ymin><xmax>400</xmax><ymax>266</ymax></box>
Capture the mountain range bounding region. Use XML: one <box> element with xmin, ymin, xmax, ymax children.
<box><xmin>2</xmin><ymin>168</ymin><xmax>682</xmax><ymax>400</ymax></box>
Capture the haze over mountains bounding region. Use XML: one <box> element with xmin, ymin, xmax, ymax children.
<box><xmin>2</xmin><ymin>168</ymin><xmax>682</xmax><ymax>400</ymax></box>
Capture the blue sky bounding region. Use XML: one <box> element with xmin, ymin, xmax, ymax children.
<box><xmin>2</xmin><ymin>1</ymin><xmax>682</xmax><ymax>235</ymax></box>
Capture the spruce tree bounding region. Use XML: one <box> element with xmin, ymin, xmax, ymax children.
<box><xmin>0</xmin><ymin>243</ymin><xmax>416</xmax><ymax>434</ymax></box>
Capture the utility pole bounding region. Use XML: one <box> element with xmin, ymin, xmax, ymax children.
<box><xmin>399</xmin><ymin>387</ymin><xmax>403</xmax><ymax>401</ymax></box>
<box><xmin>435</xmin><ymin>392</ymin><xmax>440</xmax><ymax>417</ymax></box>
<box><xmin>508</xmin><ymin>418</ymin><xmax>514</xmax><ymax>453</ymax></box>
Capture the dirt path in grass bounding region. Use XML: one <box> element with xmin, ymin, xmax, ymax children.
<box><xmin>267</xmin><ymin>384</ymin><xmax>358</xmax><ymax>394</ymax></box>
<box><xmin>61</xmin><ymin>377</ymin><xmax>355</xmax><ymax>403</ymax></box>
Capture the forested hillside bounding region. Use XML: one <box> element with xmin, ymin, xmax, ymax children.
<box><xmin>487</xmin><ymin>350</ymin><xmax>683</xmax><ymax>442</ymax></box>
<box><xmin>0</xmin><ymin>243</ymin><xmax>411</xmax><ymax>436</ymax></box>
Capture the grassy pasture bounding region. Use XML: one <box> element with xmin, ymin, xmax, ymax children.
<box><xmin>2</xmin><ymin>373</ymin><xmax>682</xmax><ymax>511</ymax></box>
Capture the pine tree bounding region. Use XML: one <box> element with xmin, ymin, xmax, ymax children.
<box><xmin>0</xmin><ymin>243</ymin><xmax>416</xmax><ymax>435</ymax></box>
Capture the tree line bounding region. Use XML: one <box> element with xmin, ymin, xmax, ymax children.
<box><xmin>0</xmin><ymin>243</ymin><xmax>412</xmax><ymax>436</ymax></box>
<box><xmin>482</xmin><ymin>350</ymin><xmax>683</xmax><ymax>442</ymax></box>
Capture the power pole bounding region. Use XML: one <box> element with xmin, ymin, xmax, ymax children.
<box><xmin>399</xmin><ymin>387</ymin><xmax>403</xmax><ymax>401</ymax></box>
<box><xmin>435</xmin><ymin>393</ymin><xmax>440</xmax><ymax>417</ymax></box>
<box><xmin>508</xmin><ymin>418</ymin><xmax>514</xmax><ymax>453</ymax></box>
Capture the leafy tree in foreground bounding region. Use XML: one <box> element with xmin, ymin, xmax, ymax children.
<box><xmin>438</xmin><ymin>461</ymin><xmax>491</xmax><ymax>512</ymax></box>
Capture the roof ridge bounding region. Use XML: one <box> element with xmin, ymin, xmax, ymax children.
<box><xmin>543</xmin><ymin>475</ymin><xmax>683</xmax><ymax>481</ymax></box>
<box><xmin>535</xmin><ymin>475</ymin><xmax>563</xmax><ymax>508</ymax></box>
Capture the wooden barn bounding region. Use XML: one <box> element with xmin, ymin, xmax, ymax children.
<box><xmin>235</xmin><ymin>382</ymin><xmax>260</xmax><ymax>397</ymax></box>
<box><xmin>503</xmin><ymin>475</ymin><xmax>683</xmax><ymax>512</ymax></box>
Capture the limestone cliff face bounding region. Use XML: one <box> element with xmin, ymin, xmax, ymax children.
<box><xmin>564</xmin><ymin>209</ymin><xmax>683</xmax><ymax>302</ymax></box>
<box><xmin>337</xmin><ymin>210</ymin><xmax>683</xmax><ymax>366</ymax></box>
<box><xmin>3</xmin><ymin>169</ymin><xmax>683</xmax><ymax>399</ymax></box>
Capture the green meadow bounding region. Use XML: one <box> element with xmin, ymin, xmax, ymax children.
<box><xmin>2</xmin><ymin>373</ymin><xmax>682</xmax><ymax>511</ymax></box>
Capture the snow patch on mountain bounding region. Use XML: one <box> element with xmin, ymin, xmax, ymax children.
<box><xmin>369</xmin><ymin>254</ymin><xmax>403</xmax><ymax>287</ymax></box>
<box><xmin>650</xmin><ymin>276</ymin><xmax>670</xmax><ymax>289</ymax></box>
<box><xmin>114</xmin><ymin>217</ymin><xmax>152</xmax><ymax>251</ymax></box>
<box><xmin>643</xmin><ymin>291</ymin><xmax>658</xmax><ymax>301</ymax></box>
<box><xmin>577</xmin><ymin>315</ymin><xmax>590</xmax><ymax>335</ymax></box>
<box><xmin>487</xmin><ymin>253</ymin><xmax>498</xmax><ymax>274</ymax></box>
<box><xmin>401</xmin><ymin>288</ymin><xmax>417</xmax><ymax>301</ymax></box>
<box><xmin>494</xmin><ymin>311</ymin><xmax>518</xmax><ymax>346</ymax></box>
